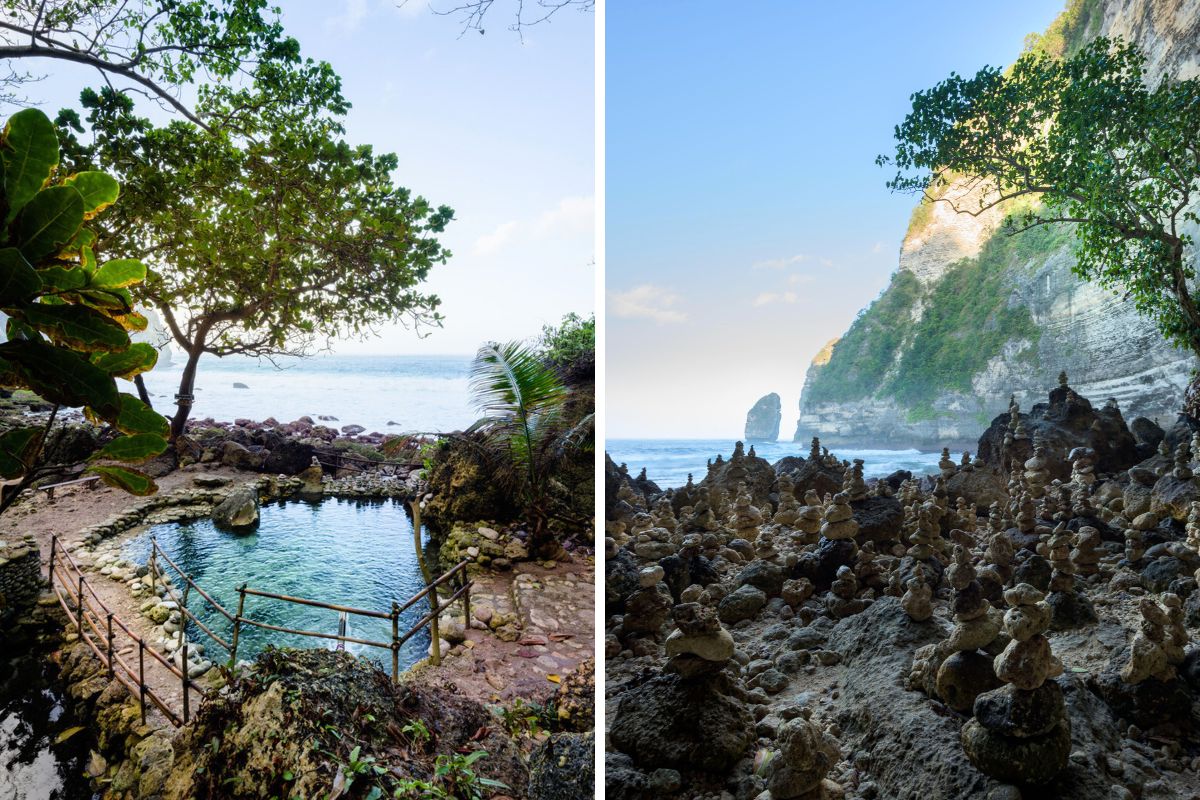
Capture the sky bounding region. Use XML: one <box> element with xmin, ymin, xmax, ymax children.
<box><xmin>12</xmin><ymin>0</ymin><xmax>595</xmax><ymax>356</ymax></box>
<box><xmin>606</xmin><ymin>0</ymin><xmax>1065</xmax><ymax>440</ymax></box>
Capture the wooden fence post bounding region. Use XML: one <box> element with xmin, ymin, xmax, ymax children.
<box><xmin>181</xmin><ymin>639</ymin><xmax>189</xmax><ymax>724</ymax></box>
<box><xmin>460</xmin><ymin>567</ymin><xmax>471</xmax><ymax>625</ymax></box>
<box><xmin>138</xmin><ymin>640</ymin><xmax>147</xmax><ymax>724</ymax></box>
<box><xmin>148</xmin><ymin>542</ymin><xmax>157</xmax><ymax>596</ymax></box>
<box><xmin>230</xmin><ymin>584</ymin><xmax>247</xmax><ymax>665</ymax></box>
<box><xmin>391</xmin><ymin>602</ymin><xmax>400</xmax><ymax>682</ymax></box>
<box><xmin>76</xmin><ymin>575</ymin><xmax>84</xmax><ymax>636</ymax></box>
<box><xmin>106</xmin><ymin>613</ymin><xmax>115</xmax><ymax>680</ymax></box>
<box><xmin>47</xmin><ymin>537</ymin><xmax>56</xmax><ymax>584</ymax></box>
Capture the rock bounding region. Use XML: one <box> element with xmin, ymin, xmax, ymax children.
<box><xmin>341</xmin><ymin>424</ymin><xmax>366</xmax><ymax>436</ymax></box>
<box><xmin>746</xmin><ymin>393</ymin><xmax>782</xmax><ymax>441</ymax></box>
<box><xmin>768</xmin><ymin>716</ymin><xmax>840</xmax><ymax>799</ymax></box>
<box><xmin>232</xmin><ymin>382</ymin><xmax>249</xmax><ymax>389</ymax></box>
<box><xmin>211</xmin><ymin>487</ymin><xmax>260</xmax><ymax>530</ymax></box>
<box><xmin>528</xmin><ymin>732</ymin><xmax>594</xmax><ymax>800</ymax></box>
<box><xmin>737</xmin><ymin>561</ymin><xmax>786</xmax><ymax>596</ymax></box>
<box><xmin>263</xmin><ymin>438</ymin><xmax>316</xmax><ymax>475</ymax></box>
<box><xmin>850</xmin><ymin>495</ymin><xmax>904</xmax><ymax>543</ymax></box>
<box><xmin>665</xmin><ymin>627</ymin><xmax>735</xmax><ymax>662</ymax></box>
<box><xmin>220</xmin><ymin>441</ymin><xmax>266</xmax><ymax>471</ymax></box>
<box><xmin>973</xmin><ymin>682</ymin><xmax>1065</xmax><ymax>739</ymax></box>
<box><xmin>609</xmin><ymin>672</ymin><xmax>753</xmax><ymax>772</ymax></box>
<box><xmin>605</xmin><ymin>753</ymin><xmax>649</xmax><ymax>800</ymax></box>
<box><xmin>718</xmin><ymin>584</ymin><xmax>768</xmax><ymax>623</ymax></box>
<box><xmin>960</xmin><ymin>718</ymin><xmax>1071</xmax><ymax>786</ymax></box>
<box><xmin>935</xmin><ymin>650</ymin><xmax>1001</xmax><ymax>714</ymax></box>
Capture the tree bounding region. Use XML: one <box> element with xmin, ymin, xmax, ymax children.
<box><xmin>466</xmin><ymin>340</ymin><xmax>592</xmax><ymax>556</ymax></box>
<box><xmin>60</xmin><ymin>92</ymin><xmax>452</xmax><ymax>439</ymax></box>
<box><xmin>0</xmin><ymin>108</ymin><xmax>169</xmax><ymax>512</ymax></box>
<box><xmin>880</xmin><ymin>37</ymin><xmax>1200</xmax><ymax>359</ymax></box>
<box><xmin>416</xmin><ymin>0</ymin><xmax>594</xmax><ymax>37</ymax></box>
<box><xmin>0</xmin><ymin>0</ymin><xmax>346</xmax><ymax>130</ymax></box>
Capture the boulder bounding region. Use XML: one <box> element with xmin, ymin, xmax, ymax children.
<box><xmin>263</xmin><ymin>438</ymin><xmax>316</xmax><ymax>475</ymax></box>
<box><xmin>212</xmin><ymin>487</ymin><xmax>260</xmax><ymax>531</ymax></box>
<box><xmin>717</xmin><ymin>584</ymin><xmax>767</xmax><ymax>623</ymax></box>
<box><xmin>745</xmin><ymin>393</ymin><xmax>782</xmax><ymax>442</ymax></box>
<box><xmin>608</xmin><ymin>672</ymin><xmax>753</xmax><ymax>772</ymax></box>
<box><xmin>528</xmin><ymin>732</ymin><xmax>594</xmax><ymax>800</ymax></box>
<box><xmin>850</xmin><ymin>495</ymin><xmax>903</xmax><ymax>543</ymax></box>
<box><xmin>220</xmin><ymin>441</ymin><xmax>266</xmax><ymax>471</ymax></box>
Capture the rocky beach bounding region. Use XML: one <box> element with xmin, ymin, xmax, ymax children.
<box><xmin>605</xmin><ymin>375</ymin><xmax>1200</xmax><ymax>799</ymax></box>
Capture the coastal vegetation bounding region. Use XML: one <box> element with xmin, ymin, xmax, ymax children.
<box><xmin>0</xmin><ymin>108</ymin><xmax>169</xmax><ymax>511</ymax></box>
<box><xmin>882</xmin><ymin>37</ymin><xmax>1200</xmax><ymax>371</ymax></box>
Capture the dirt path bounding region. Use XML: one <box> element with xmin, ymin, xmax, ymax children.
<box><xmin>429</xmin><ymin>560</ymin><xmax>596</xmax><ymax>705</ymax></box>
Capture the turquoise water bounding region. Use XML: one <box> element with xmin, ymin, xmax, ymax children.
<box><xmin>606</xmin><ymin>439</ymin><xmax>945</xmax><ymax>490</ymax></box>
<box><xmin>121</xmin><ymin>499</ymin><xmax>435</xmax><ymax>669</ymax></box>
<box><xmin>140</xmin><ymin>353</ymin><xmax>474</xmax><ymax>435</ymax></box>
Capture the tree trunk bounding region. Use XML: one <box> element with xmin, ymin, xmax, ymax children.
<box><xmin>134</xmin><ymin>375</ymin><xmax>153</xmax><ymax>409</ymax></box>
<box><xmin>170</xmin><ymin>347</ymin><xmax>203</xmax><ymax>440</ymax></box>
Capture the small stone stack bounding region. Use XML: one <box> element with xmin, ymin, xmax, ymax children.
<box><xmin>819</xmin><ymin>492</ymin><xmax>859</xmax><ymax>544</ymax></box>
<box><xmin>853</xmin><ymin>541</ymin><xmax>885</xmax><ymax>594</ymax></box>
<box><xmin>961</xmin><ymin>583</ymin><xmax>1069</xmax><ymax>786</ymax></box>
<box><xmin>1023</xmin><ymin>440</ymin><xmax>1052</xmax><ymax>500</ymax></box>
<box><xmin>621</xmin><ymin>565</ymin><xmax>674</xmax><ymax>640</ymax></box>
<box><xmin>954</xmin><ymin>497</ymin><xmax>976</xmax><ymax>534</ymax></box>
<box><xmin>935</xmin><ymin>545</ymin><xmax>1002</xmax><ymax>713</ymax></box>
<box><xmin>1069</xmin><ymin>526</ymin><xmax>1102</xmax><ymax>578</ymax></box>
<box><xmin>1124</xmin><ymin>527</ymin><xmax>1146</xmax><ymax>565</ymax></box>
<box><xmin>906</xmin><ymin>506</ymin><xmax>938</xmax><ymax>560</ymax></box>
<box><xmin>1121</xmin><ymin>595</ymin><xmax>1183</xmax><ymax>684</ymax></box>
<box><xmin>728</xmin><ymin>482</ymin><xmax>764</xmax><ymax>541</ymax></box>
<box><xmin>826</xmin><ymin>565</ymin><xmax>868</xmax><ymax>619</ymax></box>
<box><xmin>901</xmin><ymin>564</ymin><xmax>933</xmax><ymax>622</ymax></box>
<box><xmin>794</xmin><ymin>490</ymin><xmax>824</xmax><ymax>546</ymax></box>
<box><xmin>663</xmin><ymin>602</ymin><xmax>735</xmax><ymax>677</ymax></box>
<box><xmin>1175</xmin><ymin>441</ymin><xmax>1194</xmax><ymax>480</ymax></box>
<box><xmin>939</xmin><ymin>447</ymin><xmax>956</xmax><ymax>478</ymax></box>
<box><xmin>1045</xmin><ymin>525</ymin><xmax>1097</xmax><ymax>629</ymax></box>
<box><xmin>773</xmin><ymin>474</ymin><xmax>801</xmax><ymax>527</ymax></box>
<box><xmin>767</xmin><ymin>710</ymin><xmax>842</xmax><ymax>800</ymax></box>
<box><xmin>755</xmin><ymin>528</ymin><xmax>781</xmax><ymax>564</ymax></box>
<box><xmin>843</xmin><ymin>459</ymin><xmax>868</xmax><ymax>502</ymax></box>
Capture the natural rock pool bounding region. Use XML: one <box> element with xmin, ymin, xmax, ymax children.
<box><xmin>121</xmin><ymin>498</ymin><xmax>434</xmax><ymax>669</ymax></box>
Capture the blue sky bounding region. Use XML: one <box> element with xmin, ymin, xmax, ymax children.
<box><xmin>19</xmin><ymin>0</ymin><xmax>594</xmax><ymax>355</ymax></box>
<box><xmin>606</xmin><ymin>0</ymin><xmax>1065</xmax><ymax>439</ymax></box>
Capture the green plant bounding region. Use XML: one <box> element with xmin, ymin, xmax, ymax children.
<box><xmin>464</xmin><ymin>341</ymin><xmax>593</xmax><ymax>556</ymax></box>
<box><xmin>432</xmin><ymin>751</ymin><xmax>508</xmax><ymax>800</ymax></box>
<box><xmin>881</xmin><ymin>36</ymin><xmax>1200</xmax><ymax>361</ymax></box>
<box><xmin>0</xmin><ymin>108</ymin><xmax>169</xmax><ymax>513</ymax></box>
<box><xmin>59</xmin><ymin>88</ymin><xmax>452</xmax><ymax>438</ymax></box>
<box><xmin>496</xmin><ymin>698</ymin><xmax>557</xmax><ymax>738</ymax></box>
<box><xmin>402</xmin><ymin>719</ymin><xmax>432</xmax><ymax>747</ymax></box>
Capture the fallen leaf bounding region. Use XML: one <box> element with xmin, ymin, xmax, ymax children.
<box><xmin>547</xmin><ymin>633</ymin><xmax>573</xmax><ymax>642</ymax></box>
<box><xmin>55</xmin><ymin>726</ymin><xmax>85</xmax><ymax>744</ymax></box>
<box><xmin>546</xmin><ymin>674</ymin><xmax>560</xmax><ymax>683</ymax></box>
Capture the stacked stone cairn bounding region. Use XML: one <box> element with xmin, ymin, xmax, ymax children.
<box><xmin>767</xmin><ymin>709</ymin><xmax>842</xmax><ymax>800</ymax></box>
<box><xmin>935</xmin><ymin>545</ymin><xmax>1003</xmax><ymax>712</ymax></box>
<box><xmin>961</xmin><ymin>584</ymin><xmax>1070</xmax><ymax>785</ymax></box>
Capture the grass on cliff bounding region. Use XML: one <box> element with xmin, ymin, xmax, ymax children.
<box><xmin>807</xmin><ymin>218</ymin><xmax>1073</xmax><ymax>407</ymax></box>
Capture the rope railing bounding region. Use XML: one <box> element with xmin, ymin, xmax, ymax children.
<box><xmin>46</xmin><ymin>533</ymin><xmax>472</xmax><ymax>727</ymax></box>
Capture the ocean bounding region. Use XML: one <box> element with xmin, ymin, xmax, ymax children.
<box><xmin>606</xmin><ymin>439</ymin><xmax>945</xmax><ymax>489</ymax></box>
<box><xmin>139</xmin><ymin>353</ymin><xmax>475</xmax><ymax>435</ymax></box>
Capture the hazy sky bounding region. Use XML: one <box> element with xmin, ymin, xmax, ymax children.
<box><xmin>16</xmin><ymin>0</ymin><xmax>594</xmax><ymax>356</ymax></box>
<box><xmin>606</xmin><ymin>1</ymin><xmax>1064</xmax><ymax>440</ymax></box>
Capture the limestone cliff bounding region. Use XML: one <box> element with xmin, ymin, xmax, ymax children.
<box><xmin>745</xmin><ymin>392</ymin><xmax>782</xmax><ymax>441</ymax></box>
<box><xmin>796</xmin><ymin>0</ymin><xmax>1200</xmax><ymax>449</ymax></box>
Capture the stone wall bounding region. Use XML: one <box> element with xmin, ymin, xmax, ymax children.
<box><xmin>0</xmin><ymin>534</ymin><xmax>42</xmax><ymax>616</ymax></box>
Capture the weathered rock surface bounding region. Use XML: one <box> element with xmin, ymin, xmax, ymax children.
<box><xmin>745</xmin><ymin>392</ymin><xmax>782</xmax><ymax>442</ymax></box>
<box><xmin>211</xmin><ymin>487</ymin><xmax>259</xmax><ymax>530</ymax></box>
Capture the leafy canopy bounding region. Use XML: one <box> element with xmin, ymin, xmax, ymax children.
<box><xmin>880</xmin><ymin>37</ymin><xmax>1200</xmax><ymax>355</ymax></box>
<box><xmin>0</xmin><ymin>108</ymin><xmax>168</xmax><ymax>506</ymax></box>
<box><xmin>0</xmin><ymin>1</ymin><xmax>347</xmax><ymax>130</ymax></box>
<box><xmin>61</xmin><ymin>89</ymin><xmax>452</xmax><ymax>363</ymax></box>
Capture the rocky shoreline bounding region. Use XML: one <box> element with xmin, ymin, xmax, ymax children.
<box><xmin>606</xmin><ymin>375</ymin><xmax>1200</xmax><ymax>800</ymax></box>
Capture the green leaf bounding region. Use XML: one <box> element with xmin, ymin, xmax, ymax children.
<box><xmin>0</xmin><ymin>246</ymin><xmax>42</xmax><ymax>303</ymax></box>
<box><xmin>93</xmin><ymin>259</ymin><xmax>146</xmax><ymax>289</ymax></box>
<box><xmin>91</xmin><ymin>433</ymin><xmax>167</xmax><ymax>463</ymax></box>
<box><xmin>92</xmin><ymin>343</ymin><xmax>159</xmax><ymax>380</ymax></box>
<box><xmin>14</xmin><ymin>185</ymin><xmax>84</xmax><ymax>262</ymax></box>
<box><xmin>0</xmin><ymin>339</ymin><xmax>119</xmax><ymax>418</ymax></box>
<box><xmin>63</xmin><ymin>172</ymin><xmax>119</xmax><ymax>218</ymax></box>
<box><xmin>61</xmin><ymin>227</ymin><xmax>96</xmax><ymax>257</ymax></box>
<box><xmin>2</xmin><ymin>109</ymin><xmax>59</xmax><ymax>221</ymax></box>
<box><xmin>53</xmin><ymin>726</ymin><xmax>85</xmax><ymax>745</ymax></box>
<box><xmin>16</xmin><ymin>304</ymin><xmax>130</xmax><ymax>352</ymax></box>
<box><xmin>36</xmin><ymin>265</ymin><xmax>87</xmax><ymax>292</ymax></box>
<box><xmin>86</xmin><ymin>464</ymin><xmax>157</xmax><ymax>496</ymax></box>
<box><xmin>0</xmin><ymin>427</ymin><xmax>42</xmax><ymax>479</ymax></box>
<box><xmin>115</xmin><ymin>393</ymin><xmax>169</xmax><ymax>437</ymax></box>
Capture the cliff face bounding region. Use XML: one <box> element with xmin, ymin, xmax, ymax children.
<box><xmin>745</xmin><ymin>393</ymin><xmax>782</xmax><ymax>441</ymax></box>
<box><xmin>796</xmin><ymin>0</ymin><xmax>1200</xmax><ymax>450</ymax></box>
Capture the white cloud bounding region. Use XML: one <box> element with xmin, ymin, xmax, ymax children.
<box><xmin>752</xmin><ymin>254</ymin><xmax>807</xmax><ymax>270</ymax></box>
<box><xmin>872</xmin><ymin>241</ymin><xmax>885</xmax><ymax>254</ymax></box>
<box><xmin>787</xmin><ymin>273</ymin><xmax>814</xmax><ymax>286</ymax></box>
<box><xmin>752</xmin><ymin>291</ymin><xmax>798</xmax><ymax>307</ymax></box>
<box><xmin>609</xmin><ymin>285</ymin><xmax>687</xmax><ymax>323</ymax></box>
<box><xmin>820</xmin><ymin>257</ymin><xmax>834</xmax><ymax>267</ymax></box>
<box><xmin>472</xmin><ymin>220</ymin><xmax>520</xmax><ymax>256</ymax></box>
<box><xmin>533</xmin><ymin>195</ymin><xmax>594</xmax><ymax>238</ymax></box>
